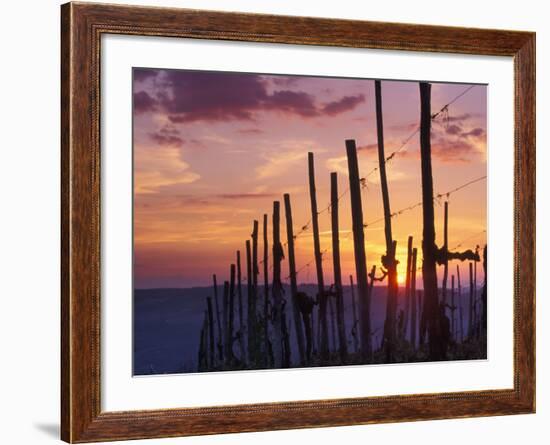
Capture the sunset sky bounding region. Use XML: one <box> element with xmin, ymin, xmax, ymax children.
<box><xmin>133</xmin><ymin>68</ymin><xmax>487</xmax><ymax>289</ymax></box>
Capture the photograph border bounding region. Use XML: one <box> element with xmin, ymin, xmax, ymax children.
<box><xmin>61</xmin><ymin>2</ymin><xmax>535</xmax><ymax>442</ymax></box>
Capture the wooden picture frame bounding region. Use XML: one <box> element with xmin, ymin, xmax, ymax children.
<box><xmin>61</xmin><ymin>2</ymin><xmax>535</xmax><ymax>442</ymax></box>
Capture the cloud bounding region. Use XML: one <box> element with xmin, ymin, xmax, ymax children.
<box><xmin>255</xmin><ymin>141</ymin><xmax>319</xmax><ymax>180</ymax></box>
<box><xmin>445</xmin><ymin>113</ymin><xmax>472</xmax><ymax>123</ymax></box>
<box><xmin>135</xmin><ymin>70</ymin><xmax>368</xmax><ymax>122</ymax></box>
<box><xmin>237</xmin><ymin>128</ymin><xmax>264</xmax><ymax>135</ymax></box>
<box><xmin>322</xmin><ymin>94</ymin><xmax>365</xmax><ymax>116</ymax></box>
<box><xmin>134</xmin><ymin>69</ymin><xmax>158</xmax><ymax>83</ymax></box>
<box><xmin>263</xmin><ymin>90</ymin><xmax>318</xmax><ymax>117</ymax></box>
<box><xmin>430</xmin><ymin>138</ymin><xmax>482</xmax><ymax>163</ymax></box>
<box><xmin>217</xmin><ymin>192</ymin><xmax>277</xmax><ymax>200</ymax></box>
<box><xmin>326</xmin><ymin>155</ymin><xmax>348</xmax><ymax>177</ymax></box>
<box><xmin>461</xmin><ymin>127</ymin><xmax>485</xmax><ymax>139</ymax></box>
<box><xmin>270</xmin><ymin>76</ymin><xmax>302</xmax><ymax>87</ymax></box>
<box><xmin>148</xmin><ymin>125</ymin><xmax>184</xmax><ymax>147</ymax></box>
<box><xmin>134</xmin><ymin>91</ymin><xmax>157</xmax><ymax>114</ymax></box>
<box><xmin>134</xmin><ymin>144</ymin><xmax>200</xmax><ymax>194</ymax></box>
<box><xmin>357</xmin><ymin>142</ymin><xmax>378</xmax><ymax>152</ymax></box>
<box><xmin>445</xmin><ymin>124</ymin><xmax>462</xmax><ymax>136</ymax></box>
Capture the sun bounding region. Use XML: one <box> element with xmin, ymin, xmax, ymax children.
<box><xmin>397</xmin><ymin>273</ymin><xmax>406</xmax><ymax>285</ymax></box>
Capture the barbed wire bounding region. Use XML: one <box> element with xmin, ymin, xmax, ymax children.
<box><xmin>450</xmin><ymin>229</ymin><xmax>487</xmax><ymax>251</ymax></box>
<box><xmin>364</xmin><ymin>175</ymin><xmax>486</xmax><ymax>229</ymax></box>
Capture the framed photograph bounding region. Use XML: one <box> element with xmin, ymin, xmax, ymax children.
<box><xmin>61</xmin><ymin>2</ymin><xmax>535</xmax><ymax>442</ymax></box>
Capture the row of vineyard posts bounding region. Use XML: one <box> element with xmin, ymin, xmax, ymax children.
<box><xmin>197</xmin><ymin>81</ymin><xmax>488</xmax><ymax>372</ymax></box>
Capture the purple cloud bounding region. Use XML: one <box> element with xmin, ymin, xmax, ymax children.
<box><xmin>322</xmin><ymin>94</ymin><xmax>365</xmax><ymax>116</ymax></box>
<box><xmin>134</xmin><ymin>91</ymin><xmax>157</xmax><ymax>114</ymax></box>
<box><xmin>134</xmin><ymin>70</ymin><xmax>366</xmax><ymax>122</ymax></box>
<box><xmin>134</xmin><ymin>69</ymin><xmax>158</xmax><ymax>83</ymax></box>
<box><xmin>445</xmin><ymin>124</ymin><xmax>462</xmax><ymax>135</ymax></box>
<box><xmin>148</xmin><ymin>125</ymin><xmax>185</xmax><ymax>146</ymax></box>
<box><xmin>461</xmin><ymin>127</ymin><xmax>485</xmax><ymax>139</ymax></box>
<box><xmin>263</xmin><ymin>90</ymin><xmax>318</xmax><ymax>117</ymax></box>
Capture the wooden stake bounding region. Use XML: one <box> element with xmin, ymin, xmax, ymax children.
<box><xmin>330</xmin><ymin>172</ymin><xmax>348</xmax><ymax>362</ymax></box>
<box><xmin>403</xmin><ymin>235</ymin><xmax>413</xmax><ymax>339</ymax></box>
<box><xmin>442</xmin><ymin>201</ymin><xmax>449</xmax><ymax>305</ymax></box>
<box><xmin>223</xmin><ymin>280</ymin><xmax>230</xmax><ymax>366</ymax></box>
<box><xmin>419</xmin><ymin>290</ymin><xmax>426</xmax><ymax>346</ymax></box>
<box><xmin>474</xmin><ymin>256</ymin><xmax>478</xmax><ymax>338</ymax></box>
<box><xmin>419</xmin><ymin>81</ymin><xmax>444</xmax><ymax>360</ymax></box>
<box><xmin>308</xmin><ymin>152</ymin><xmax>329</xmax><ymax>360</ymax></box>
<box><xmin>246</xmin><ymin>240</ymin><xmax>255</xmax><ymax>364</ymax></box>
<box><xmin>283</xmin><ymin>193</ymin><xmax>306</xmax><ymax>364</ymax></box>
<box><xmin>375</xmin><ymin>80</ymin><xmax>399</xmax><ymax>362</ymax></box>
<box><xmin>456</xmin><ymin>264</ymin><xmax>463</xmax><ymax>342</ymax></box>
<box><xmin>349</xmin><ymin>275</ymin><xmax>359</xmax><ymax>353</ymax></box>
<box><xmin>206</xmin><ymin>297</ymin><xmax>215</xmax><ymax>368</ymax></box>
<box><xmin>482</xmin><ymin>245</ymin><xmax>487</xmax><ymax>332</ymax></box>
<box><xmin>345</xmin><ymin>140</ymin><xmax>372</xmax><ymax>360</ymax></box>
<box><xmin>198</xmin><ymin>312</ymin><xmax>207</xmax><ymax>371</ymax></box>
<box><xmin>236</xmin><ymin>251</ymin><xmax>246</xmax><ymax>365</ymax></box>
<box><xmin>451</xmin><ymin>274</ymin><xmax>456</xmax><ymax>341</ymax></box>
<box><xmin>262</xmin><ymin>214</ymin><xmax>269</xmax><ymax>367</ymax></box>
<box><xmin>252</xmin><ymin>220</ymin><xmax>259</xmax><ymax>302</ymax></box>
<box><xmin>212</xmin><ymin>274</ymin><xmax>223</xmax><ymax>362</ymax></box>
<box><xmin>228</xmin><ymin>265</ymin><xmax>236</xmax><ymax>364</ymax></box>
<box><xmin>281</xmin><ymin>308</ymin><xmax>291</xmax><ymax>368</ymax></box>
<box><xmin>410</xmin><ymin>248</ymin><xmax>418</xmax><ymax>347</ymax></box>
<box><xmin>251</xmin><ymin>221</ymin><xmax>259</xmax><ymax>355</ymax></box>
<box><xmin>469</xmin><ymin>262</ymin><xmax>474</xmax><ymax>339</ymax></box>
<box><xmin>203</xmin><ymin>310</ymin><xmax>210</xmax><ymax>371</ymax></box>
<box><xmin>272</xmin><ymin>201</ymin><xmax>284</xmax><ymax>368</ymax></box>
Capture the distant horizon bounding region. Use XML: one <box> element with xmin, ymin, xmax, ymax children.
<box><xmin>134</xmin><ymin>282</ymin><xmax>485</xmax><ymax>291</ymax></box>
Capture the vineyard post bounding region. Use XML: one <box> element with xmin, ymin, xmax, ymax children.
<box><xmin>236</xmin><ymin>251</ymin><xmax>246</xmax><ymax>365</ymax></box>
<box><xmin>262</xmin><ymin>214</ymin><xmax>270</xmax><ymax>367</ymax></box>
<box><xmin>283</xmin><ymin>193</ymin><xmax>306</xmax><ymax>364</ymax></box>
<box><xmin>281</xmin><ymin>308</ymin><xmax>291</xmax><ymax>368</ymax></box>
<box><xmin>368</xmin><ymin>265</ymin><xmax>376</xmax><ymax>299</ymax></box>
<box><xmin>222</xmin><ymin>280</ymin><xmax>230</xmax><ymax>366</ymax></box>
<box><xmin>419</xmin><ymin>289</ymin><xmax>426</xmax><ymax>345</ymax></box>
<box><xmin>251</xmin><ymin>221</ymin><xmax>259</xmax><ymax>355</ymax></box>
<box><xmin>375</xmin><ymin>79</ymin><xmax>399</xmax><ymax>362</ymax></box>
<box><xmin>345</xmin><ymin>139</ymin><xmax>372</xmax><ymax>361</ymax></box>
<box><xmin>308</xmin><ymin>152</ymin><xmax>329</xmax><ymax>360</ymax></box>
<box><xmin>482</xmin><ymin>245</ymin><xmax>487</xmax><ymax>332</ymax></box>
<box><xmin>331</xmin><ymin>172</ymin><xmax>348</xmax><ymax>362</ymax></box>
<box><xmin>474</xmin><ymin>256</ymin><xmax>478</xmax><ymax>338</ymax></box>
<box><xmin>442</xmin><ymin>201</ymin><xmax>449</xmax><ymax>306</ymax></box>
<box><xmin>349</xmin><ymin>274</ymin><xmax>359</xmax><ymax>353</ymax></box>
<box><xmin>457</xmin><ymin>264</ymin><xmax>463</xmax><ymax>342</ymax></box>
<box><xmin>403</xmin><ymin>235</ymin><xmax>413</xmax><ymax>339</ymax></box>
<box><xmin>198</xmin><ymin>312</ymin><xmax>207</xmax><ymax>371</ymax></box>
<box><xmin>203</xmin><ymin>310</ymin><xmax>210</xmax><ymax>371</ymax></box>
<box><xmin>272</xmin><ymin>201</ymin><xmax>284</xmax><ymax>368</ymax></box>
<box><xmin>212</xmin><ymin>274</ymin><xmax>223</xmax><ymax>362</ymax></box>
<box><xmin>419</xmin><ymin>81</ymin><xmax>444</xmax><ymax>360</ymax></box>
<box><xmin>206</xmin><ymin>297</ymin><xmax>215</xmax><ymax>368</ymax></box>
<box><xmin>410</xmin><ymin>247</ymin><xmax>418</xmax><ymax>347</ymax></box>
<box><xmin>469</xmin><ymin>262</ymin><xmax>474</xmax><ymax>339</ymax></box>
<box><xmin>451</xmin><ymin>274</ymin><xmax>455</xmax><ymax>341</ymax></box>
<box><xmin>228</xmin><ymin>265</ymin><xmax>236</xmax><ymax>364</ymax></box>
<box><xmin>246</xmin><ymin>240</ymin><xmax>255</xmax><ymax>364</ymax></box>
